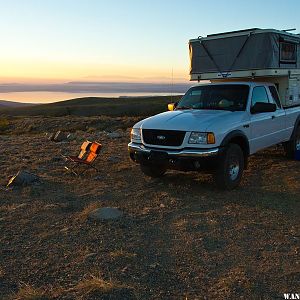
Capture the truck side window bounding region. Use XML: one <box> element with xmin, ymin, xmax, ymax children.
<box><xmin>251</xmin><ymin>86</ymin><xmax>269</xmax><ymax>107</ymax></box>
<box><xmin>268</xmin><ymin>86</ymin><xmax>281</xmax><ymax>108</ymax></box>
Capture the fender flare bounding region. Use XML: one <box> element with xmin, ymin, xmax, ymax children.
<box><xmin>220</xmin><ymin>130</ymin><xmax>250</xmax><ymax>153</ymax></box>
<box><xmin>220</xmin><ymin>130</ymin><xmax>250</xmax><ymax>168</ymax></box>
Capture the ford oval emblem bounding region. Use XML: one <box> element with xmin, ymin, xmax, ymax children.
<box><xmin>157</xmin><ymin>135</ymin><xmax>166</xmax><ymax>140</ymax></box>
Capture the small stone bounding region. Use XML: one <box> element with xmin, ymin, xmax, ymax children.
<box><xmin>51</xmin><ymin>156</ymin><xmax>61</xmax><ymax>162</ymax></box>
<box><xmin>108</xmin><ymin>156</ymin><xmax>121</xmax><ymax>163</ymax></box>
<box><xmin>149</xmin><ymin>262</ymin><xmax>160</xmax><ymax>269</ymax></box>
<box><xmin>47</xmin><ymin>132</ymin><xmax>55</xmax><ymax>140</ymax></box>
<box><xmin>49</xmin><ymin>130</ymin><xmax>71</xmax><ymax>142</ymax></box>
<box><xmin>107</xmin><ymin>131</ymin><xmax>123</xmax><ymax>138</ymax></box>
<box><xmin>44</xmin><ymin>204</ymin><xmax>59</xmax><ymax>209</ymax></box>
<box><xmin>60</xmin><ymin>227</ymin><xmax>69</xmax><ymax>233</ymax></box>
<box><xmin>85</xmin><ymin>252</ymin><xmax>97</xmax><ymax>260</ymax></box>
<box><xmin>88</xmin><ymin>207</ymin><xmax>123</xmax><ymax>221</ymax></box>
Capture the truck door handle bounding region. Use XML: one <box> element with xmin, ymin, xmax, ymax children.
<box><xmin>272</xmin><ymin>115</ymin><xmax>276</xmax><ymax>119</ymax></box>
<box><xmin>243</xmin><ymin>124</ymin><xmax>250</xmax><ymax>128</ymax></box>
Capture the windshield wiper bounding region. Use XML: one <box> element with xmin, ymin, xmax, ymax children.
<box><xmin>176</xmin><ymin>106</ymin><xmax>193</xmax><ymax>110</ymax></box>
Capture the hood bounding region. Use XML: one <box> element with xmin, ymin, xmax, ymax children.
<box><xmin>139</xmin><ymin>109</ymin><xmax>237</xmax><ymax>132</ymax></box>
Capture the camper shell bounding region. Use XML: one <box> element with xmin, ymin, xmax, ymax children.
<box><xmin>189</xmin><ymin>28</ymin><xmax>300</xmax><ymax>107</ymax></box>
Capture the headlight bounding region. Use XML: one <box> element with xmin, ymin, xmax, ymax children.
<box><xmin>130</xmin><ymin>128</ymin><xmax>141</xmax><ymax>141</ymax></box>
<box><xmin>188</xmin><ymin>132</ymin><xmax>215</xmax><ymax>144</ymax></box>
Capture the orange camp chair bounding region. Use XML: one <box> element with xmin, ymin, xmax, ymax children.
<box><xmin>63</xmin><ymin>141</ymin><xmax>102</xmax><ymax>175</ymax></box>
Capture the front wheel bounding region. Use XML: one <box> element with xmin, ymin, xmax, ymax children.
<box><xmin>140</xmin><ymin>163</ymin><xmax>166</xmax><ymax>178</ymax></box>
<box><xmin>214</xmin><ymin>143</ymin><xmax>244</xmax><ymax>190</ymax></box>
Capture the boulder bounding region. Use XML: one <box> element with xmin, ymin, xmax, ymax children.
<box><xmin>88</xmin><ymin>207</ymin><xmax>123</xmax><ymax>221</ymax></box>
<box><xmin>7</xmin><ymin>170</ymin><xmax>40</xmax><ymax>187</ymax></box>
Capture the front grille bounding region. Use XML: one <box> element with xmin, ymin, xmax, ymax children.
<box><xmin>142</xmin><ymin>129</ymin><xmax>185</xmax><ymax>146</ymax></box>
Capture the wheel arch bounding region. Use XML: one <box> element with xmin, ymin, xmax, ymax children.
<box><xmin>220</xmin><ymin>130</ymin><xmax>250</xmax><ymax>168</ymax></box>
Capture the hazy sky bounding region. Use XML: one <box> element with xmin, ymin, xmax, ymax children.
<box><xmin>1</xmin><ymin>0</ymin><xmax>300</xmax><ymax>84</ymax></box>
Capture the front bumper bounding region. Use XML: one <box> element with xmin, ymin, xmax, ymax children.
<box><xmin>128</xmin><ymin>142</ymin><xmax>220</xmax><ymax>158</ymax></box>
<box><xmin>128</xmin><ymin>142</ymin><xmax>221</xmax><ymax>171</ymax></box>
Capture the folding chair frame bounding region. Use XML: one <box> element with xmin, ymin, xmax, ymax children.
<box><xmin>63</xmin><ymin>141</ymin><xmax>102</xmax><ymax>176</ymax></box>
<box><xmin>64</xmin><ymin>160</ymin><xmax>99</xmax><ymax>176</ymax></box>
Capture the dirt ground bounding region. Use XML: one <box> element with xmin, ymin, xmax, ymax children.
<box><xmin>0</xmin><ymin>116</ymin><xmax>299</xmax><ymax>299</ymax></box>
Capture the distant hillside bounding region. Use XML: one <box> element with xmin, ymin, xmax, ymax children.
<box><xmin>0</xmin><ymin>95</ymin><xmax>183</xmax><ymax>117</ymax></box>
<box><xmin>0</xmin><ymin>100</ymin><xmax>36</xmax><ymax>108</ymax></box>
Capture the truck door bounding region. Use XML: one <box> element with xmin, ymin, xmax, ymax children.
<box><xmin>249</xmin><ymin>86</ymin><xmax>281</xmax><ymax>153</ymax></box>
<box><xmin>267</xmin><ymin>85</ymin><xmax>288</xmax><ymax>142</ymax></box>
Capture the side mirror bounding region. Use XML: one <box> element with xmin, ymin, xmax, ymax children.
<box><xmin>251</xmin><ymin>102</ymin><xmax>276</xmax><ymax>114</ymax></box>
<box><xmin>168</xmin><ymin>102</ymin><xmax>177</xmax><ymax>111</ymax></box>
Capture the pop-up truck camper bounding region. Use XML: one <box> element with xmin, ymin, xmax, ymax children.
<box><xmin>129</xmin><ymin>28</ymin><xmax>300</xmax><ymax>189</ymax></box>
<box><xmin>189</xmin><ymin>28</ymin><xmax>300</xmax><ymax>107</ymax></box>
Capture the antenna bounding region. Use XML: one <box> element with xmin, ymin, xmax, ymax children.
<box><xmin>171</xmin><ymin>67</ymin><xmax>174</xmax><ymax>103</ymax></box>
<box><xmin>282</xmin><ymin>28</ymin><xmax>296</xmax><ymax>32</ymax></box>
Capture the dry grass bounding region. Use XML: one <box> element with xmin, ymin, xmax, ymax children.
<box><xmin>0</xmin><ymin>267</ymin><xmax>5</xmax><ymax>278</ymax></box>
<box><xmin>11</xmin><ymin>276</ymin><xmax>133</xmax><ymax>299</ymax></box>
<box><xmin>10</xmin><ymin>277</ymin><xmax>133</xmax><ymax>300</ymax></box>
<box><xmin>13</xmin><ymin>284</ymin><xmax>49</xmax><ymax>300</ymax></box>
<box><xmin>66</xmin><ymin>275</ymin><xmax>133</xmax><ymax>299</ymax></box>
<box><xmin>0</xmin><ymin>203</ymin><xmax>27</xmax><ymax>213</ymax></box>
<box><xmin>0</xmin><ymin>116</ymin><xmax>299</xmax><ymax>300</ymax></box>
<box><xmin>109</xmin><ymin>249</ymin><xmax>137</xmax><ymax>258</ymax></box>
<box><xmin>0</xmin><ymin>117</ymin><xmax>9</xmax><ymax>132</ymax></box>
<box><xmin>0</xmin><ymin>95</ymin><xmax>181</xmax><ymax>117</ymax></box>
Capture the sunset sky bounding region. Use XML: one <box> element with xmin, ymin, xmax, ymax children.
<box><xmin>1</xmin><ymin>0</ymin><xmax>300</xmax><ymax>85</ymax></box>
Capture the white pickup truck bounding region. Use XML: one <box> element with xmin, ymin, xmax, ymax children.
<box><xmin>128</xmin><ymin>82</ymin><xmax>300</xmax><ymax>189</ymax></box>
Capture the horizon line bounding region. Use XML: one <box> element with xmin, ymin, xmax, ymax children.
<box><xmin>0</xmin><ymin>81</ymin><xmax>193</xmax><ymax>94</ymax></box>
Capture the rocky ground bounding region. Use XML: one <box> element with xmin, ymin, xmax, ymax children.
<box><xmin>0</xmin><ymin>116</ymin><xmax>299</xmax><ymax>299</ymax></box>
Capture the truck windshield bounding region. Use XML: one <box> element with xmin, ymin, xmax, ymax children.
<box><xmin>177</xmin><ymin>84</ymin><xmax>249</xmax><ymax>111</ymax></box>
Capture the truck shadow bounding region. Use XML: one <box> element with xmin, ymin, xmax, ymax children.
<box><xmin>145</xmin><ymin>148</ymin><xmax>300</xmax><ymax>218</ymax></box>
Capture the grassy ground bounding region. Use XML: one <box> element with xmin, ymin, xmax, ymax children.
<box><xmin>0</xmin><ymin>96</ymin><xmax>182</xmax><ymax>117</ymax></box>
<box><xmin>0</xmin><ymin>116</ymin><xmax>299</xmax><ymax>299</ymax></box>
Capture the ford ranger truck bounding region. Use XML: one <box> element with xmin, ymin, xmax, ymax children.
<box><xmin>128</xmin><ymin>82</ymin><xmax>300</xmax><ymax>189</ymax></box>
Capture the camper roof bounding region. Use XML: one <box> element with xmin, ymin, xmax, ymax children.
<box><xmin>190</xmin><ymin>28</ymin><xmax>300</xmax><ymax>42</ymax></box>
<box><xmin>189</xmin><ymin>27</ymin><xmax>300</xmax><ymax>80</ymax></box>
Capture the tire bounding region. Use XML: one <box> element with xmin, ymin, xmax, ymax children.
<box><xmin>140</xmin><ymin>163</ymin><xmax>166</xmax><ymax>178</ymax></box>
<box><xmin>284</xmin><ymin>126</ymin><xmax>300</xmax><ymax>159</ymax></box>
<box><xmin>214</xmin><ymin>143</ymin><xmax>244</xmax><ymax>190</ymax></box>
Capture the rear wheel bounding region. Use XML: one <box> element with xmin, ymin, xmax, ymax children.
<box><xmin>214</xmin><ymin>143</ymin><xmax>244</xmax><ymax>190</ymax></box>
<box><xmin>140</xmin><ymin>163</ymin><xmax>166</xmax><ymax>178</ymax></box>
<box><xmin>284</xmin><ymin>126</ymin><xmax>300</xmax><ymax>159</ymax></box>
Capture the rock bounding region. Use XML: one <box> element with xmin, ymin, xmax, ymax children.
<box><xmin>88</xmin><ymin>207</ymin><xmax>123</xmax><ymax>221</ymax></box>
<box><xmin>46</xmin><ymin>132</ymin><xmax>55</xmax><ymax>140</ymax></box>
<box><xmin>149</xmin><ymin>262</ymin><xmax>160</xmax><ymax>269</ymax></box>
<box><xmin>48</xmin><ymin>130</ymin><xmax>71</xmax><ymax>142</ymax></box>
<box><xmin>108</xmin><ymin>156</ymin><xmax>121</xmax><ymax>163</ymax></box>
<box><xmin>7</xmin><ymin>170</ymin><xmax>40</xmax><ymax>187</ymax></box>
<box><xmin>85</xmin><ymin>252</ymin><xmax>97</xmax><ymax>261</ymax></box>
<box><xmin>51</xmin><ymin>156</ymin><xmax>61</xmax><ymax>162</ymax></box>
<box><xmin>107</xmin><ymin>131</ymin><xmax>123</xmax><ymax>138</ymax></box>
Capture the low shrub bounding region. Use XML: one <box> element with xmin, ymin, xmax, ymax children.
<box><xmin>0</xmin><ymin>117</ymin><xmax>9</xmax><ymax>132</ymax></box>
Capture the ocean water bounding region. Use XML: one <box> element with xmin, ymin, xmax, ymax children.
<box><xmin>0</xmin><ymin>91</ymin><xmax>177</xmax><ymax>104</ymax></box>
